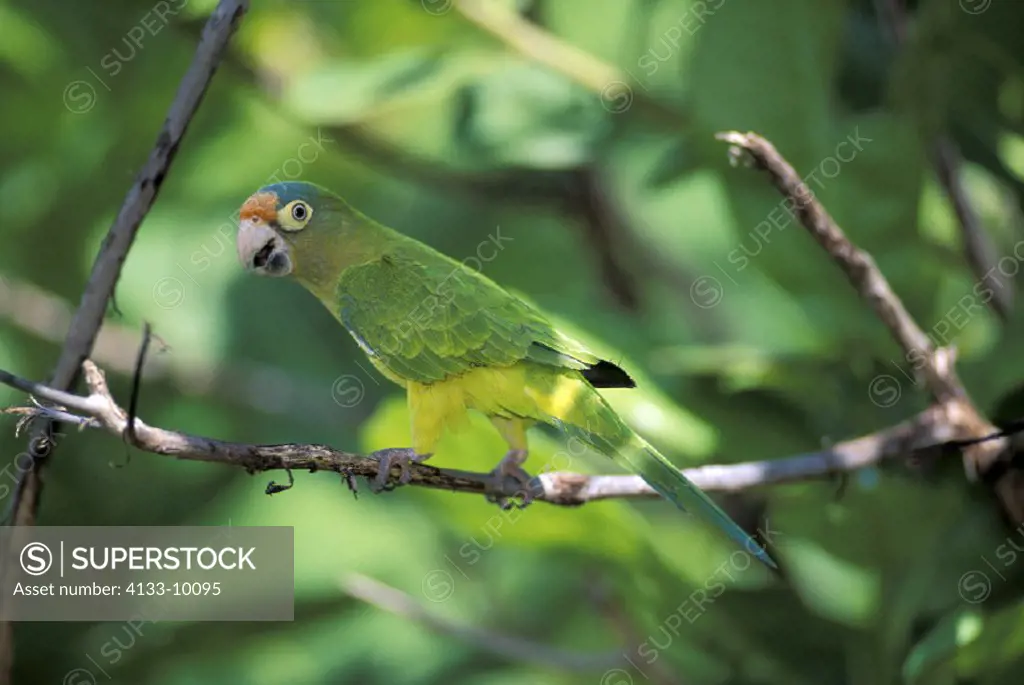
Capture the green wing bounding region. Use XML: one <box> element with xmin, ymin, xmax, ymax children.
<box><xmin>336</xmin><ymin>247</ymin><xmax>601</xmax><ymax>384</ymax></box>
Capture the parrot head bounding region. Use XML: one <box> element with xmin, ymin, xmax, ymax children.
<box><xmin>235</xmin><ymin>181</ymin><xmax>341</xmax><ymax>279</ymax></box>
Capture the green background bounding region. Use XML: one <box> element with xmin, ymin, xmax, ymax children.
<box><xmin>3</xmin><ymin>0</ymin><xmax>1024</xmax><ymax>683</ymax></box>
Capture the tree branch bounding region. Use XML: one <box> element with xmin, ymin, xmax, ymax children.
<box><xmin>879</xmin><ymin>0</ymin><xmax>1010</xmax><ymax>319</ymax></box>
<box><xmin>0</xmin><ymin>274</ymin><xmax>364</xmax><ymax>428</ymax></box>
<box><xmin>714</xmin><ymin>131</ymin><xmax>1016</xmax><ymax>517</ymax></box>
<box><xmin>4</xmin><ymin>0</ymin><xmax>249</xmax><ymax>522</ymax></box>
<box><xmin>0</xmin><ymin>362</ymin><xmax>961</xmax><ymax>505</ymax></box>
<box><xmin>716</xmin><ymin>132</ymin><xmax>966</xmax><ymax>405</ymax></box>
<box><xmin>341</xmin><ymin>573</ymin><xmax>621</xmax><ymax>672</ymax></box>
<box><xmin>0</xmin><ymin>0</ymin><xmax>249</xmax><ymax>680</ymax></box>
<box><xmin>931</xmin><ymin>137</ymin><xmax>1010</xmax><ymax>319</ymax></box>
<box><xmin>564</xmin><ymin>167</ymin><xmax>642</xmax><ymax>310</ymax></box>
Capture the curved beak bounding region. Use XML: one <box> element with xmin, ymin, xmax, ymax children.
<box><xmin>237</xmin><ymin>219</ymin><xmax>293</xmax><ymax>277</ymax></box>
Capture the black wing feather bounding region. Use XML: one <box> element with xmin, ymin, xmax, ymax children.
<box><xmin>581</xmin><ymin>359</ymin><xmax>636</xmax><ymax>388</ymax></box>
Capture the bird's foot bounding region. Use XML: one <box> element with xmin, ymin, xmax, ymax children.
<box><xmin>485</xmin><ymin>449</ymin><xmax>535</xmax><ymax>510</ymax></box>
<box><xmin>370</xmin><ymin>448</ymin><xmax>431</xmax><ymax>492</ymax></box>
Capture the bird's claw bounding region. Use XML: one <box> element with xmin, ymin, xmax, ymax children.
<box><xmin>265</xmin><ymin>468</ymin><xmax>295</xmax><ymax>495</ymax></box>
<box><xmin>371</xmin><ymin>448</ymin><xmax>428</xmax><ymax>493</ymax></box>
<box><xmin>485</xmin><ymin>449</ymin><xmax>534</xmax><ymax>510</ymax></box>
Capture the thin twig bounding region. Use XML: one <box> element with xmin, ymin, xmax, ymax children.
<box><xmin>0</xmin><ymin>1</ymin><xmax>249</xmax><ymax>680</ymax></box>
<box><xmin>567</xmin><ymin>167</ymin><xmax>641</xmax><ymax>310</ymax></box>
<box><xmin>5</xmin><ymin>0</ymin><xmax>250</xmax><ymax>523</ymax></box>
<box><xmin>920</xmin><ymin>156</ymin><xmax>1021</xmax><ymax>486</ymax></box>
<box><xmin>716</xmin><ymin>132</ymin><xmax>968</xmax><ymax>405</ymax></box>
<box><xmin>342</xmin><ymin>573</ymin><xmax>621</xmax><ymax>672</ymax></box>
<box><xmin>715</xmin><ymin>131</ymin><xmax>1014</xmax><ymax>514</ymax></box>
<box><xmin>932</xmin><ymin>137</ymin><xmax>1011</xmax><ymax>319</ymax></box>
<box><xmin>880</xmin><ymin>0</ymin><xmax>1010</xmax><ymax>319</ymax></box>
<box><xmin>125</xmin><ymin>322</ymin><xmax>154</xmax><ymax>447</ymax></box>
<box><xmin>0</xmin><ymin>274</ymin><xmax>366</xmax><ymax>426</ymax></box>
<box><xmin>0</xmin><ymin>362</ymin><xmax>969</xmax><ymax>504</ymax></box>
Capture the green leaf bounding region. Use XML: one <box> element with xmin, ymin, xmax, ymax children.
<box><xmin>453</xmin><ymin>62</ymin><xmax>610</xmax><ymax>169</ymax></box>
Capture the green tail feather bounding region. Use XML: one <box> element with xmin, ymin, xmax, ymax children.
<box><xmin>627</xmin><ymin>434</ymin><xmax>777</xmax><ymax>569</ymax></box>
<box><xmin>561</xmin><ymin>410</ymin><xmax>778</xmax><ymax>570</ymax></box>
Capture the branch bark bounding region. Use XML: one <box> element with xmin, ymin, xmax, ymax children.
<box><xmin>880</xmin><ymin>0</ymin><xmax>1011</xmax><ymax>319</ymax></box>
<box><xmin>931</xmin><ymin>137</ymin><xmax>1010</xmax><ymax>319</ymax></box>
<box><xmin>0</xmin><ymin>0</ymin><xmax>249</xmax><ymax>680</ymax></box>
<box><xmin>715</xmin><ymin>131</ymin><xmax>1016</xmax><ymax>518</ymax></box>
<box><xmin>4</xmin><ymin>0</ymin><xmax>249</xmax><ymax>523</ymax></box>
<box><xmin>0</xmin><ymin>274</ymin><xmax>363</xmax><ymax>428</ymax></box>
<box><xmin>0</xmin><ymin>362</ymin><xmax>959</xmax><ymax>506</ymax></box>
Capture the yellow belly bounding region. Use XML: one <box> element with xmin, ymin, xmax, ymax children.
<box><xmin>405</xmin><ymin>362</ymin><xmax>591</xmax><ymax>455</ymax></box>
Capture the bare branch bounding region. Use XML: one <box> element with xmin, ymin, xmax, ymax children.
<box><xmin>931</xmin><ymin>137</ymin><xmax>1011</xmax><ymax>319</ymax></box>
<box><xmin>342</xmin><ymin>573</ymin><xmax>621</xmax><ymax>672</ymax></box>
<box><xmin>0</xmin><ymin>1</ymin><xmax>249</xmax><ymax>679</ymax></box>
<box><xmin>5</xmin><ymin>0</ymin><xmax>250</xmax><ymax>523</ymax></box>
<box><xmin>41</xmin><ymin>0</ymin><xmax>249</xmax><ymax>408</ymax></box>
<box><xmin>566</xmin><ymin>167</ymin><xmax>641</xmax><ymax>310</ymax></box>
<box><xmin>0</xmin><ymin>274</ymin><xmax>358</xmax><ymax>428</ymax></box>
<box><xmin>0</xmin><ymin>362</ymin><xmax>959</xmax><ymax>505</ymax></box>
<box><xmin>879</xmin><ymin>0</ymin><xmax>1010</xmax><ymax>319</ymax></box>
<box><xmin>714</xmin><ymin>131</ymin><xmax>1013</xmax><ymax>514</ymax></box>
<box><xmin>716</xmin><ymin>131</ymin><xmax>967</xmax><ymax>405</ymax></box>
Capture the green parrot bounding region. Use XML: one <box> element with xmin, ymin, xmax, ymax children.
<box><xmin>236</xmin><ymin>181</ymin><xmax>776</xmax><ymax>569</ymax></box>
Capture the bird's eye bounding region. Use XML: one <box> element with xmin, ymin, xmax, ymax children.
<box><xmin>279</xmin><ymin>200</ymin><xmax>313</xmax><ymax>231</ymax></box>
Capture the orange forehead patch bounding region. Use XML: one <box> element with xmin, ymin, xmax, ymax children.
<box><xmin>239</xmin><ymin>192</ymin><xmax>279</xmax><ymax>222</ymax></box>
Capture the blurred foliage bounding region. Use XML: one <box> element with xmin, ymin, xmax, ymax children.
<box><xmin>3</xmin><ymin>0</ymin><xmax>1024</xmax><ymax>683</ymax></box>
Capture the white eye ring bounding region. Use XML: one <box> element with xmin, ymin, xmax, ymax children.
<box><xmin>291</xmin><ymin>202</ymin><xmax>309</xmax><ymax>222</ymax></box>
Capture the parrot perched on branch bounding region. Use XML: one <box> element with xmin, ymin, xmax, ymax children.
<box><xmin>236</xmin><ymin>181</ymin><xmax>776</xmax><ymax>569</ymax></box>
